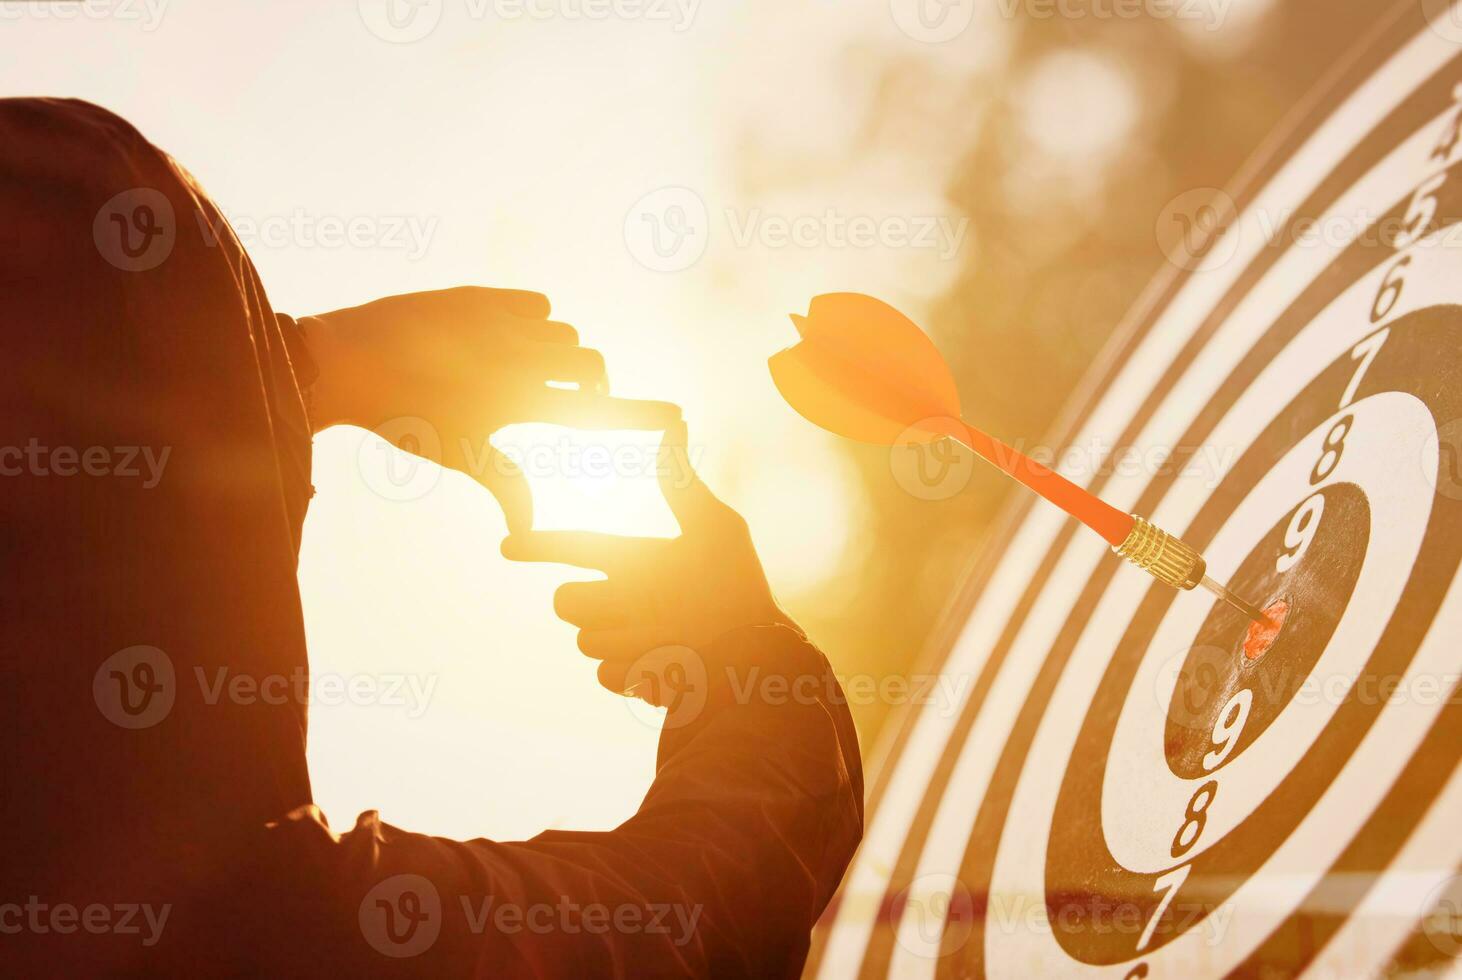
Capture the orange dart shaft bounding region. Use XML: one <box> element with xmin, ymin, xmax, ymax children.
<box><xmin>947</xmin><ymin>420</ymin><xmax>1266</xmax><ymax>624</ymax></box>
<box><xmin>949</xmin><ymin>419</ymin><xmax>1134</xmax><ymax>546</ymax></box>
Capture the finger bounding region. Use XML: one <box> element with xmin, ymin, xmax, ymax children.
<box><xmin>469</xmin><ymin>448</ymin><xmax>532</xmax><ymax>534</ymax></box>
<box><xmin>516</xmin><ymin>343</ymin><xmax>607</xmax><ymax>392</ymax></box>
<box><xmin>554</xmin><ymin>580</ymin><xmax>638</xmax><ymax>629</ymax></box>
<box><xmin>418</xmin><ymin>286</ymin><xmax>552</xmax><ymax>320</ymax></box>
<box><xmin>523</xmin><ymin>391</ymin><xmax>682</xmax><ymax>431</ymax></box>
<box><xmin>463</xmin><ymin>286</ymin><xmax>551</xmax><ymax>319</ymax></box>
<box><xmin>590</xmin><ymin>643</ymin><xmax>675</xmax><ymax>699</ymax></box>
<box><xmin>593</xmin><ymin>642</ymin><xmax>702</xmax><ymax>708</ymax></box>
<box><xmin>526</xmin><ymin>319</ymin><xmax>579</xmax><ymax>346</ymax></box>
<box><xmin>657</xmin><ymin>420</ymin><xmax>727</xmax><ymax>528</ymax></box>
<box><xmin>597</xmin><ymin>658</ymin><xmax>631</xmax><ymax>696</ymax></box>
<box><xmin>496</xmin><ymin>290</ymin><xmax>552</xmax><ymax>319</ymax></box>
<box><xmin>578</xmin><ymin>627</ymin><xmax>679</xmax><ymax>662</ymax></box>
<box><xmin>502</xmin><ymin>530</ymin><xmax>663</xmax><ymax>571</ymax></box>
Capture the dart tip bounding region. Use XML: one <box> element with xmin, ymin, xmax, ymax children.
<box><xmin>1199</xmin><ymin>575</ymin><xmax>1269</xmax><ymax>625</ymax></box>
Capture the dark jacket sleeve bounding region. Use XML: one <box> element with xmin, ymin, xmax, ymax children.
<box><xmin>223</xmin><ymin>625</ymin><xmax>863</xmax><ymax>978</ymax></box>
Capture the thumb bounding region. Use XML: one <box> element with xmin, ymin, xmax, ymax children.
<box><xmin>472</xmin><ymin>448</ymin><xmax>533</xmax><ymax>535</ymax></box>
<box><xmin>657</xmin><ymin>420</ymin><xmax>724</xmax><ymax>530</ymax></box>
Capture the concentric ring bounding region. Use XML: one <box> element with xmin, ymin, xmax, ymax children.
<box><xmin>811</xmin><ymin>5</ymin><xmax>1462</xmax><ymax>977</ymax></box>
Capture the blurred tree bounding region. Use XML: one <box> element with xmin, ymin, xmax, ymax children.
<box><xmin>808</xmin><ymin>0</ymin><xmax>1386</xmax><ymax>746</ymax></box>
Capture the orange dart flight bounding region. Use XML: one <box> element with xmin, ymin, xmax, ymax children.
<box><xmin>769</xmin><ymin>292</ymin><xmax>1268</xmax><ymax>624</ymax></box>
<box><xmin>769</xmin><ymin>292</ymin><xmax>1133</xmax><ymax>543</ymax></box>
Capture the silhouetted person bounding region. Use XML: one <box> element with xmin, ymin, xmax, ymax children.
<box><xmin>0</xmin><ymin>98</ymin><xmax>862</xmax><ymax>977</ymax></box>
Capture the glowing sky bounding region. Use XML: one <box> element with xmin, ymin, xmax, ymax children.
<box><xmin>5</xmin><ymin>0</ymin><xmax>1003</xmax><ymax>840</ymax></box>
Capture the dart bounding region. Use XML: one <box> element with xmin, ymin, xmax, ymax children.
<box><xmin>768</xmin><ymin>292</ymin><xmax>1269</xmax><ymax>624</ymax></box>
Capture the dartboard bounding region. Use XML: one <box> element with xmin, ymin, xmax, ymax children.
<box><xmin>809</xmin><ymin>4</ymin><xmax>1462</xmax><ymax>978</ymax></box>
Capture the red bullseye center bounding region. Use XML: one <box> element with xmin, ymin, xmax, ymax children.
<box><xmin>1242</xmin><ymin>597</ymin><xmax>1290</xmax><ymax>663</ymax></box>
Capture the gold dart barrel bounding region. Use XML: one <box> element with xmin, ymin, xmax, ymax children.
<box><xmin>1114</xmin><ymin>514</ymin><xmax>1268</xmax><ymax>624</ymax></box>
<box><xmin>1113</xmin><ymin>515</ymin><xmax>1206</xmax><ymax>590</ymax></box>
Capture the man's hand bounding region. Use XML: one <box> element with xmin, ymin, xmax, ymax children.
<box><xmin>306</xmin><ymin>287</ymin><xmax>679</xmax><ymax>532</ymax></box>
<box><xmin>500</xmin><ymin>420</ymin><xmax>797</xmax><ymax>696</ymax></box>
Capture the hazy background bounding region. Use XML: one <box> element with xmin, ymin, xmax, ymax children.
<box><xmin>0</xmin><ymin>0</ymin><xmax>1380</xmax><ymax>840</ymax></box>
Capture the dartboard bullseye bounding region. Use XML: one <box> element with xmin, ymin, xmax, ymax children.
<box><xmin>810</xmin><ymin>3</ymin><xmax>1462</xmax><ymax>977</ymax></box>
